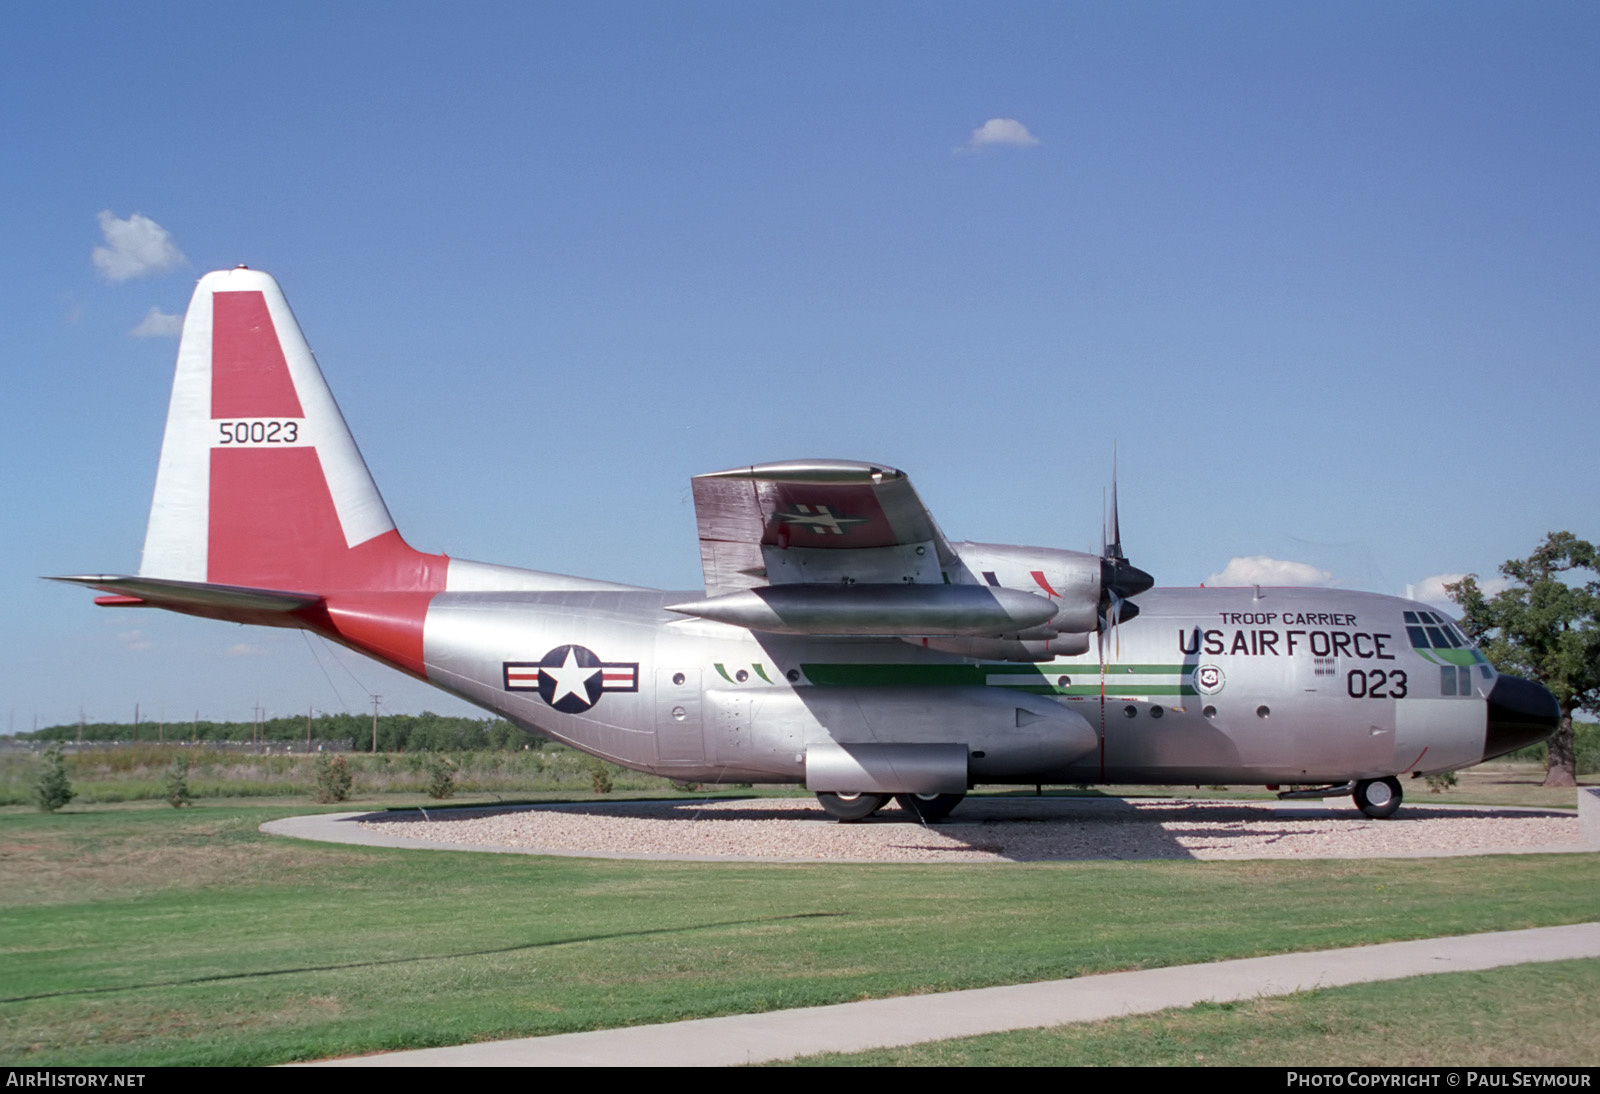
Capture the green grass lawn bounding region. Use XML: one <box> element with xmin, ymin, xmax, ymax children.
<box><xmin>2</xmin><ymin>799</ymin><xmax>1597</xmax><ymax>1065</ymax></box>
<box><xmin>777</xmin><ymin>959</ymin><xmax>1600</xmax><ymax>1067</ymax></box>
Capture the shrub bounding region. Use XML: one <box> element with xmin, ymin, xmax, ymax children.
<box><xmin>1424</xmin><ymin>771</ymin><xmax>1459</xmax><ymax>794</ymax></box>
<box><xmin>164</xmin><ymin>752</ymin><xmax>193</xmax><ymax>808</ymax></box>
<box><xmin>425</xmin><ymin>754</ymin><xmax>456</xmax><ymax>799</ymax></box>
<box><xmin>586</xmin><ymin>756</ymin><xmax>613</xmax><ymax>795</ymax></box>
<box><xmin>33</xmin><ymin>746</ymin><xmax>75</xmax><ymax>813</ymax></box>
<box><xmin>314</xmin><ymin>753</ymin><xmax>352</xmax><ymax>803</ymax></box>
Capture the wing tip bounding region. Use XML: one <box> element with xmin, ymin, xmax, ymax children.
<box><xmin>695</xmin><ymin>459</ymin><xmax>904</xmax><ymax>485</ymax></box>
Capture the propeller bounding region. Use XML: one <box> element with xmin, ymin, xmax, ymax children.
<box><xmin>1097</xmin><ymin>455</ymin><xmax>1154</xmax><ymax>661</ymax></box>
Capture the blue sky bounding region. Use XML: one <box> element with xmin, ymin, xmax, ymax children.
<box><xmin>5</xmin><ymin>2</ymin><xmax>1597</xmax><ymax>731</ymax></box>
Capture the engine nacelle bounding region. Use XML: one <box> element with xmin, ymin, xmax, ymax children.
<box><xmin>949</xmin><ymin>542</ymin><xmax>1102</xmax><ymax>634</ymax></box>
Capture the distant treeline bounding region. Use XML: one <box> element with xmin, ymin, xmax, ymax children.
<box><xmin>20</xmin><ymin>712</ymin><xmax>546</xmax><ymax>752</ymax></box>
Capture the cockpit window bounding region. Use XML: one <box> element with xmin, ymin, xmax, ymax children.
<box><xmin>1405</xmin><ymin>610</ymin><xmax>1473</xmax><ymax>650</ymax></box>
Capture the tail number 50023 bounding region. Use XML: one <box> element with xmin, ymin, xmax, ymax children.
<box><xmin>217</xmin><ymin>420</ymin><xmax>300</xmax><ymax>444</ymax></box>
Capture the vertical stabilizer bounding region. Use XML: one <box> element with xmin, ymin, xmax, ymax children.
<box><xmin>141</xmin><ymin>267</ymin><xmax>440</xmax><ymax>596</ymax></box>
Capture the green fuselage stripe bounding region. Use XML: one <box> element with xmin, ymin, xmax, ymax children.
<box><xmin>800</xmin><ymin>663</ymin><xmax>1196</xmax><ymax>691</ymax></box>
<box><xmin>1011</xmin><ymin>684</ymin><xmax>1199</xmax><ymax>697</ymax></box>
<box><xmin>1414</xmin><ymin>647</ymin><xmax>1486</xmax><ymax>667</ymax></box>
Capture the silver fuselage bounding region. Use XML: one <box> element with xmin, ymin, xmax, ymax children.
<box><xmin>421</xmin><ymin>577</ymin><xmax>1492</xmax><ymax>787</ymax></box>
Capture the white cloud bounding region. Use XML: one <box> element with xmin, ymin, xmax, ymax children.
<box><xmin>116</xmin><ymin>629</ymin><xmax>153</xmax><ymax>652</ymax></box>
<box><xmin>1205</xmin><ymin>556</ymin><xmax>1335</xmax><ymax>588</ymax></box>
<box><xmin>92</xmin><ymin>210</ymin><xmax>186</xmax><ymax>282</ymax></box>
<box><xmin>1409</xmin><ymin>572</ymin><xmax>1513</xmax><ymax>609</ymax></box>
<box><xmin>130</xmin><ymin>307</ymin><xmax>182</xmax><ymax>338</ymax></box>
<box><xmin>225</xmin><ymin>643</ymin><xmax>267</xmax><ymax>657</ymax></box>
<box><xmin>962</xmin><ymin>117</ymin><xmax>1040</xmax><ymax>152</ymax></box>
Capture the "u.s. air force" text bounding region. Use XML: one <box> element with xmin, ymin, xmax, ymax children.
<box><xmin>1178</xmin><ymin>624</ymin><xmax>1395</xmax><ymax>660</ymax></box>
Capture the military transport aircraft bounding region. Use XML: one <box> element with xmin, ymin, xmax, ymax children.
<box><xmin>56</xmin><ymin>268</ymin><xmax>1559</xmax><ymax>821</ymax></box>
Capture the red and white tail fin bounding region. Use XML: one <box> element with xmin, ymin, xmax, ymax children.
<box><xmin>141</xmin><ymin>267</ymin><xmax>444</xmax><ymax>597</ymax></box>
<box><xmin>59</xmin><ymin>267</ymin><xmax>630</xmax><ymax>677</ymax></box>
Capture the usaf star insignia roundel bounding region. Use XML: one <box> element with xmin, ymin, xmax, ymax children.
<box><xmin>503</xmin><ymin>645</ymin><xmax>639</xmax><ymax>713</ymax></box>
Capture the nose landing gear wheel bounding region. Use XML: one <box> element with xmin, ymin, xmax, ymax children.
<box><xmin>815</xmin><ymin>791</ymin><xmax>890</xmax><ymax>821</ymax></box>
<box><xmin>894</xmin><ymin>792</ymin><xmax>966</xmax><ymax>822</ymax></box>
<box><xmin>1352</xmin><ymin>776</ymin><xmax>1403</xmax><ymax>819</ymax></box>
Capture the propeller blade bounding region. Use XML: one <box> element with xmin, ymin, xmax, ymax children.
<box><xmin>1096</xmin><ymin>446</ymin><xmax>1150</xmax><ymax>664</ymax></box>
<box><xmin>1098</xmin><ymin>448</ymin><xmax>1154</xmax><ymax>601</ymax></box>
<box><xmin>1107</xmin><ymin>463</ymin><xmax>1122</xmax><ymax>560</ymax></box>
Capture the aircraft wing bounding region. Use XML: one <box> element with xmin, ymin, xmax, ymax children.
<box><xmin>690</xmin><ymin>459</ymin><xmax>962</xmax><ymax>594</ymax></box>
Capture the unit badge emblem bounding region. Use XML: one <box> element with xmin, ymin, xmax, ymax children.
<box><xmin>1194</xmin><ymin>664</ymin><xmax>1226</xmax><ymax>695</ymax></box>
<box><xmin>503</xmin><ymin>645</ymin><xmax>639</xmax><ymax>713</ymax></box>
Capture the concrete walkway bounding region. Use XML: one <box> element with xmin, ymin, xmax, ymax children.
<box><xmin>300</xmin><ymin>922</ymin><xmax>1600</xmax><ymax>1067</ymax></box>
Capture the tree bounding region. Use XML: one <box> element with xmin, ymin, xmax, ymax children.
<box><xmin>313</xmin><ymin>753</ymin><xmax>353</xmax><ymax>803</ymax></box>
<box><xmin>33</xmin><ymin>745</ymin><xmax>76</xmax><ymax>813</ymax></box>
<box><xmin>425</xmin><ymin>754</ymin><xmax>456</xmax><ymax>799</ymax></box>
<box><xmin>164</xmin><ymin>752</ymin><xmax>193</xmax><ymax>808</ymax></box>
<box><xmin>1448</xmin><ymin>532</ymin><xmax>1600</xmax><ymax>787</ymax></box>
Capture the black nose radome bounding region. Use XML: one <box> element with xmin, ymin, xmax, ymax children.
<box><xmin>1483</xmin><ymin>674</ymin><xmax>1560</xmax><ymax>761</ymax></box>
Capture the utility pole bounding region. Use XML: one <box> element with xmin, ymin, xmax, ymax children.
<box><xmin>371</xmin><ymin>695</ymin><xmax>381</xmax><ymax>753</ymax></box>
<box><xmin>133</xmin><ymin>702</ymin><xmax>139</xmax><ymax>742</ymax></box>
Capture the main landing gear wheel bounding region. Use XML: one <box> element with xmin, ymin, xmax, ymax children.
<box><xmin>815</xmin><ymin>791</ymin><xmax>890</xmax><ymax>822</ymax></box>
<box><xmin>894</xmin><ymin>792</ymin><xmax>966</xmax><ymax>823</ymax></box>
<box><xmin>1352</xmin><ymin>776</ymin><xmax>1403</xmax><ymax>819</ymax></box>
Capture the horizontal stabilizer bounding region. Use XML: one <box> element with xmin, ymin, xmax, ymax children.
<box><xmin>50</xmin><ymin>575</ymin><xmax>323</xmax><ymax>615</ymax></box>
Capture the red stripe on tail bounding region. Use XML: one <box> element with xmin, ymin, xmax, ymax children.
<box><xmin>208</xmin><ymin>446</ymin><xmax>446</xmax><ymax>677</ymax></box>
<box><xmin>212</xmin><ymin>292</ymin><xmax>304</xmax><ymax>418</ymax></box>
<box><xmin>205</xmin><ymin>292</ymin><xmax>446</xmax><ymax>678</ymax></box>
